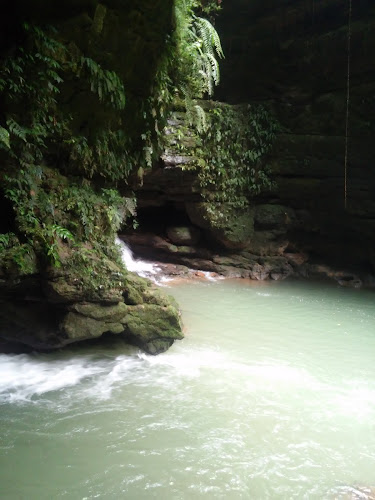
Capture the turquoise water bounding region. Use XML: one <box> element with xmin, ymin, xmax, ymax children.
<box><xmin>1</xmin><ymin>279</ymin><xmax>375</xmax><ymax>499</ymax></box>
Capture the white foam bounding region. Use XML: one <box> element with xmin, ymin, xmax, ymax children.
<box><xmin>197</xmin><ymin>271</ymin><xmax>220</xmax><ymax>281</ymax></box>
<box><xmin>333</xmin><ymin>386</ymin><xmax>375</xmax><ymax>418</ymax></box>
<box><xmin>137</xmin><ymin>349</ymin><xmax>227</xmax><ymax>378</ymax></box>
<box><xmin>0</xmin><ymin>354</ymin><xmax>106</xmax><ymax>403</ymax></box>
<box><xmin>116</xmin><ymin>237</ymin><xmax>159</xmax><ymax>277</ymax></box>
<box><xmin>84</xmin><ymin>355</ymin><xmax>141</xmax><ymax>400</ymax></box>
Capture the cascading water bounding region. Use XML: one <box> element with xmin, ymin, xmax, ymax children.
<box><xmin>115</xmin><ymin>236</ymin><xmax>221</xmax><ymax>284</ymax></box>
<box><xmin>115</xmin><ymin>236</ymin><xmax>159</xmax><ymax>277</ymax></box>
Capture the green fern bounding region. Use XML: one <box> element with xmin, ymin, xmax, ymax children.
<box><xmin>52</xmin><ymin>224</ymin><xmax>74</xmax><ymax>241</ymax></box>
<box><xmin>81</xmin><ymin>57</ymin><xmax>126</xmax><ymax>110</ymax></box>
<box><xmin>0</xmin><ymin>233</ymin><xmax>12</xmax><ymax>248</ymax></box>
<box><xmin>186</xmin><ymin>103</ymin><xmax>208</xmax><ymax>132</ymax></box>
<box><xmin>191</xmin><ymin>16</ymin><xmax>223</xmax><ymax>96</ymax></box>
<box><xmin>0</xmin><ymin>126</ymin><xmax>10</xmax><ymax>149</ymax></box>
<box><xmin>195</xmin><ymin>17</ymin><xmax>224</xmax><ymax>59</ymax></box>
<box><xmin>7</xmin><ymin>118</ymin><xmax>28</xmax><ymax>143</ymax></box>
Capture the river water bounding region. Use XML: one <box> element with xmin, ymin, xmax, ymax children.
<box><xmin>1</xmin><ymin>278</ymin><xmax>375</xmax><ymax>499</ymax></box>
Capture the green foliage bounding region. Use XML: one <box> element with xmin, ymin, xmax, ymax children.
<box><xmin>0</xmin><ymin>232</ymin><xmax>35</xmax><ymax>274</ymax></box>
<box><xmin>186</xmin><ymin>103</ymin><xmax>208</xmax><ymax>133</ymax></box>
<box><xmin>144</xmin><ymin>0</ymin><xmax>224</xmax><ymax>149</ymax></box>
<box><xmin>0</xmin><ymin>23</ymin><xmax>135</xmax><ymax>269</ymax></box>
<box><xmin>68</xmin><ymin>130</ymin><xmax>134</xmax><ymax>181</ymax></box>
<box><xmin>198</xmin><ymin>0</ymin><xmax>223</xmax><ymax>18</ymax></box>
<box><xmin>3</xmin><ymin>166</ymin><xmax>72</xmax><ymax>267</ymax></box>
<box><xmin>198</xmin><ymin>104</ymin><xmax>279</xmax><ymax>205</ymax></box>
<box><xmin>56</xmin><ymin>186</ymin><xmax>131</xmax><ymax>299</ymax></box>
<box><xmin>58</xmin><ymin>183</ymin><xmax>128</xmax><ymax>241</ymax></box>
<box><xmin>193</xmin><ymin>17</ymin><xmax>224</xmax><ymax>94</ymax></box>
<box><xmin>0</xmin><ymin>126</ymin><xmax>10</xmax><ymax>148</ymax></box>
<box><xmin>0</xmin><ymin>233</ymin><xmax>12</xmax><ymax>248</ymax></box>
<box><xmin>174</xmin><ymin>1</ymin><xmax>224</xmax><ymax>101</ymax></box>
<box><xmin>0</xmin><ymin>23</ymin><xmax>129</xmax><ymax>181</ymax></box>
<box><xmin>41</xmin><ymin>223</ymin><xmax>74</xmax><ymax>267</ymax></box>
<box><xmin>80</xmin><ymin>56</ymin><xmax>126</xmax><ymax>110</ymax></box>
<box><xmin>168</xmin><ymin>102</ymin><xmax>279</xmax><ymax>206</ymax></box>
<box><xmin>1</xmin><ymin>161</ymin><xmax>132</xmax><ymax>270</ymax></box>
<box><xmin>0</xmin><ymin>24</ymin><xmax>68</xmax><ymax>168</ymax></box>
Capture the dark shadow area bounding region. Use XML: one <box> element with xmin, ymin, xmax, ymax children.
<box><xmin>0</xmin><ymin>189</ymin><xmax>16</xmax><ymax>234</ymax></box>
<box><xmin>136</xmin><ymin>203</ymin><xmax>192</xmax><ymax>236</ymax></box>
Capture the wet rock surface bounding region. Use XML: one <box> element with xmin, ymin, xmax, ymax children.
<box><xmin>133</xmin><ymin>2</ymin><xmax>375</xmax><ymax>281</ymax></box>
<box><xmin>0</xmin><ymin>262</ymin><xmax>184</xmax><ymax>355</ymax></box>
<box><xmin>122</xmin><ymin>231</ymin><xmax>366</xmax><ymax>288</ymax></box>
<box><xmin>214</xmin><ymin>0</ymin><xmax>375</xmax><ymax>274</ymax></box>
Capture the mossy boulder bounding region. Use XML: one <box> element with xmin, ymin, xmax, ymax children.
<box><xmin>0</xmin><ymin>276</ymin><xmax>184</xmax><ymax>353</ymax></box>
<box><xmin>166</xmin><ymin>226</ymin><xmax>201</xmax><ymax>245</ymax></box>
<box><xmin>186</xmin><ymin>201</ymin><xmax>254</xmax><ymax>249</ymax></box>
<box><xmin>122</xmin><ymin>272</ymin><xmax>149</xmax><ymax>305</ymax></box>
<box><xmin>61</xmin><ymin>312</ymin><xmax>124</xmax><ymax>342</ymax></box>
<box><xmin>121</xmin><ymin>303</ymin><xmax>183</xmax><ymax>355</ymax></box>
<box><xmin>70</xmin><ymin>301</ymin><xmax>128</xmax><ymax>321</ymax></box>
<box><xmin>44</xmin><ymin>253</ymin><xmax>126</xmax><ymax>304</ymax></box>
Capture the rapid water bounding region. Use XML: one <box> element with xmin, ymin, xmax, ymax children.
<box><xmin>115</xmin><ymin>237</ymin><xmax>159</xmax><ymax>277</ymax></box>
<box><xmin>1</xmin><ymin>279</ymin><xmax>375</xmax><ymax>499</ymax></box>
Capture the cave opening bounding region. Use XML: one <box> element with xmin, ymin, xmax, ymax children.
<box><xmin>134</xmin><ymin>202</ymin><xmax>193</xmax><ymax>238</ymax></box>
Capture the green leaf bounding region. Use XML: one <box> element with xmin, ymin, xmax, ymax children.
<box><xmin>0</xmin><ymin>126</ymin><xmax>10</xmax><ymax>149</ymax></box>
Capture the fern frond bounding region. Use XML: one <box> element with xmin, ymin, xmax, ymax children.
<box><xmin>195</xmin><ymin>17</ymin><xmax>224</xmax><ymax>59</ymax></box>
<box><xmin>0</xmin><ymin>126</ymin><xmax>10</xmax><ymax>149</ymax></box>
<box><xmin>80</xmin><ymin>57</ymin><xmax>126</xmax><ymax>110</ymax></box>
<box><xmin>191</xmin><ymin>104</ymin><xmax>208</xmax><ymax>133</ymax></box>
<box><xmin>7</xmin><ymin>118</ymin><xmax>28</xmax><ymax>142</ymax></box>
<box><xmin>206</xmin><ymin>53</ymin><xmax>220</xmax><ymax>86</ymax></box>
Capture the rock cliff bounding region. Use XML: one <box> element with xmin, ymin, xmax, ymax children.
<box><xmin>216</xmin><ymin>0</ymin><xmax>375</xmax><ymax>273</ymax></box>
<box><xmin>0</xmin><ymin>0</ymin><xmax>184</xmax><ymax>354</ymax></box>
<box><xmin>127</xmin><ymin>0</ymin><xmax>375</xmax><ymax>285</ymax></box>
<box><xmin>1</xmin><ymin>0</ymin><xmax>374</xmax><ymax>354</ymax></box>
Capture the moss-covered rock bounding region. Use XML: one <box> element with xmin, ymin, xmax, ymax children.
<box><xmin>61</xmin><ymin>312</ymin><xmax>124</xmax><ymax>342</ymax></box>
<box><xmin>70</xmin><ymin>301</ymin><xmax>128</xmax><ymax>321</ymax></box>
<box><xmin>166</xmin><ymin>226</ymin><xmax>201</xmax><ymax>245</ymax></box>
<box><xmin>186</xmin><ymin>201</ymin><xmax>254</xmax><ymax>249</ymax></box>
<box><xmin>0</xmin><ymin>273</ymin><xmax>184</xmax><ymax>353</ymax></box>
<box><xmin>122</xmin><ymin>272</ymin><xmax>149</xmax><ymax>305</ymax></box>
<box><xmin>44</xmin><ymin>248</ymin><xmax>126</xmax><ymax>304</ymax></box>
<box><xmin>121</xmin><ymin>303</ymin><xmax>183</xmax><ymax>355</ymax></box>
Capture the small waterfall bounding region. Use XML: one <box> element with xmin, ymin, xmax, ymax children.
<box><xmin>115</xmin><ymin>237</ymin><xmax>159</xmax><ymax>277</ymax></box>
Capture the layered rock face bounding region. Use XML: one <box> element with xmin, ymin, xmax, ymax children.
<box><xmin>129</xmin><ymin>0</ymin><xmax>375</xmax><ymax>283</ymax></box>
<box><xmin>215</xmin><ymin>0</ymin><xmax>375</xmax><ymax>273</ymax></box>
<box><xmin>0</xmin><ymin>240</ymin><xmax>183</xmax><ymax>355</ymax></box>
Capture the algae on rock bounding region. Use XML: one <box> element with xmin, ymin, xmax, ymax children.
<box><xmin>0</xmin><ymin>0</ymin><xmax>187</xmax><ymax>354</ymax></box>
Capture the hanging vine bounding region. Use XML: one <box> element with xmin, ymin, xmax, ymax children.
<box><xmin>344</xmin><ymin>0</ymin><xmax>352</xmax><ymax>209</ymax></box>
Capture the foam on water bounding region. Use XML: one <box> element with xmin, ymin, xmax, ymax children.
<box><xmin>2</xmin><ymin>279</ymin><xmax>375</xmax><ymax>499</ymax></box>
<box><xmin>116</xmin><ymin>237</ymin><xmax>159</xmax><ymax>277</ymax></box>
<box><xmin>115</xmin><ymin>236</ymin><xmax>223</xmax><ymax>285</ymax></box>
<box><xmin>0</xmin><ymin>345</ymin><xmax>321</xmax><ymax>406</ymax></box>
<box><xmin>0</xmin><ymin>353</ymin><xmax>106</xmax><ymax>403</ymax></box>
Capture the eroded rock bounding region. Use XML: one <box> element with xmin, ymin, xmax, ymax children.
<box><xmin>186</xmin><ymin>202</ymin><xmax>254</xmax><ymax>249</ymax></box>
<box><xmin>166</xmin><ymin>226</ymin><xmax>201</xmax><ymax>245</ymax></box>
<box><xmin>0</xmin><ymin>268</ymin><xmax>184</xmax><ymax>354</ymax></box>
<box><xmin>122</xmin><ymin>303</ymin><xmax>183</xmax><ymax>355</ymax></box>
